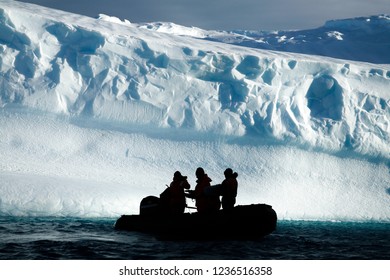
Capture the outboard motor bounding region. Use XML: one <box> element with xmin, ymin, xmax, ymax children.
<box><xmin>139</xmin><ymin>196</ymin><xmax>160</xmax><ymax>216</ymax></box>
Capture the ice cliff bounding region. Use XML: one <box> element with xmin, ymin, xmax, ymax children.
<box><xmin>1</xmin><ymin>1</ymin><xmax>389</xmax><ymax>160</ymax></box>
<box><xmin>0</xmin><ymin>0</ymin><xmax>389</xmax><ymax>220</ymax></box>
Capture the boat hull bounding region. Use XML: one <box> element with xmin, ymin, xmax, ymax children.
<box><xmin>115</xmin><ymin>204</ymin><xmax>277</xmax><ymax>240</ymax></box>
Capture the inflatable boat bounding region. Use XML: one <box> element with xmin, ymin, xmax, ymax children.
<box><xmin>115</xmin><ymin>196</ymin><xmax>277</xmax><ymax>240</ymax></box>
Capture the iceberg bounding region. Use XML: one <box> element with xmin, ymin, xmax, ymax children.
<box><xmin>0</xmin><ymin>0</ymin><xmax>389</xmax><ymax>221</ymax></box>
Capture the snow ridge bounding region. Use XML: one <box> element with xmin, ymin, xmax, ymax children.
<box><xmin>1</xmin><ymin>1</ymin><xmax>389</xmax><ymax>161</ymax></box>
<box><xmin>175</xmin><ymin>14</ymin><xmax>390</xmax><ymax>64</ymax></box>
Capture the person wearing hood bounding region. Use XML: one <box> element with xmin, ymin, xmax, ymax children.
<box><xmin>161</xmin><ymin>171</ymin><xmax>190</xmax><ymax>215</ymax></box>
<box><xmin>221</xmin><ymin>168</ymin><xmax>238</xmax><ymax>210</ymax></box>
<box><xmin>193</xmin><ymin>167</ymin><xmax>220</xmax><ymax>213</ymax></box>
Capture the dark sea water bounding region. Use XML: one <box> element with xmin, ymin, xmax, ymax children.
<box><xmin>0</xmin><ymin>217</ymin><xmax>389</xmax><ymax>260</ymax></box>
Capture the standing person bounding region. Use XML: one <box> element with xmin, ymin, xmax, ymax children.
<box><xmin>161</xmin><ymin>171</ymin><xmax>190</xmax><ymax>215</ymax></box>
<box><xmin>221</xmin><ymin>168</ymin><xmax>238</xmax><ymax>210</ymax></box>
<box><xmin>194</xmin><ymin>167</ymin><xmax>220</xmax><ymax>213</ymax></box>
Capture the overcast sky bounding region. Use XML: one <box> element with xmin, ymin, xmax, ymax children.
<box><xmin>15</xmin><ymin>0</ymin><xmax>390</xmax><ymax>31</ymax></box>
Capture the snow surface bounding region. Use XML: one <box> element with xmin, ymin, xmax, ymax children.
<box><xmin>136</xmin><ymin>15</ymin><xmax>390</xmax><ymax>64</ymax></box>
<box><xmin>0</xmin><ymin>0</ymin><xmax>389</xmax><ymax>221</ymax></box>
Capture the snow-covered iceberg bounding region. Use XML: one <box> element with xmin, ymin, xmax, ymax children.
<box><xmin>0</xmin><ymin>0</ymin><xmax>389</xmax><ymax>221</ymax></box>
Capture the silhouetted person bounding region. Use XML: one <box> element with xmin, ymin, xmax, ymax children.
<box><xmin>194</xmin><ymin>167</ymin><xmax>220</xmax><ymax>213</ymax></box>
<box><xmin>160</xmin><ymin>171</ymin><xmax>190</xmax><ymax>215</ymax></box>
<box><xmin>221</xmin><ymin>168</ymin><xmax>238</xmax><ymax>210</ymax></box>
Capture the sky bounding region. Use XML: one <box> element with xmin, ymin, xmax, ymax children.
<box><xmin>15</xmin><ymin>0</ymin><xmax>390</xmax><ymax>31</ymax></box>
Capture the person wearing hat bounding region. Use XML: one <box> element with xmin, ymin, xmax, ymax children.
<box><xmin>193</xmin><ymin>167</ymin><xmax>220</xmax><ymax>213</ymax></box>
<box><xmin>164</xmin><ymin>171</ymin><xmax>191</xmax><ymax>215</ymax></box>
<box><xmin>221</xmin><ymin>168</ymin><xmax>238</xmax><ymax>210</ymax></box>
